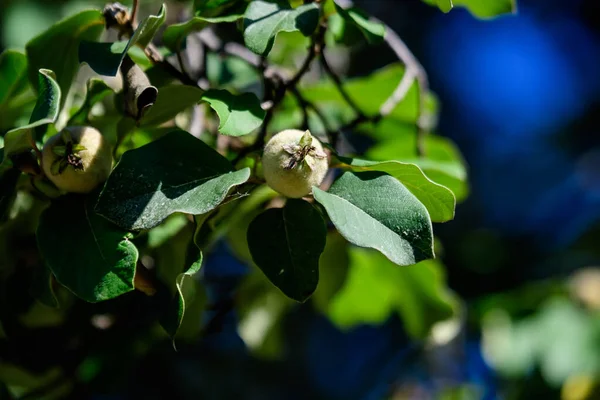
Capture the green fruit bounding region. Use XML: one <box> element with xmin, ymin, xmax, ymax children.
<box><xmin>42</xmin><ymin>126</ymin><xmax>112</xmax><ymax>194</ymax></box>
<box><xmin>262</xmin><ymin>129</ymin><xmax>328</xmax><ymax>198</ymax></box>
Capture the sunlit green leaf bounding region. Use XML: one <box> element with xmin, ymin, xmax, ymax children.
<box><xmin>96</xmin><ymin>130</ymin><xmax>251</xmax><ymax>230</ymax></box>
<box><xmin>313</xmin><ymin>171</ymin><xmax>434</xmax><ymax>265</ymax></box>
<box><xmin>243</xmin><ymin>0</ymin><xmax>320</xmax><ymax>56</ymax></box>
<box><xmin>337</xmin><ymin>157</ymin><xmax>455</xmax><ymax>222</ymax></box>
<box><xmin>327</xmin><ymin>247</ymin><xmax>456</xmax><ymax>338</ymax></box>
<box><xmin>163</xmin><ymin>13</ymin><xmax>244</xmax><ymax>52</ymax></box>
<box><xmin>201</xmin><ymin>89</ymin><xmax>265</xmax><ymax>136</ymax></box>
<box><xmin>333</xmin><ymin>2</ymin><xmax>385</xmax><ymax>44</ymax></box>
<box><xmin>422</xmin><ymin>0</ymin><xmax>517</xmax><ymax>18</ymax></box>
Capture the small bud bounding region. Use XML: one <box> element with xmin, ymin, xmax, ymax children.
<box><xmin>120</xmin><ymin>56</ymin><xmax>158</xmax><ymax>121</ymax></box>
<box><xmin>299</xmin><ymin>130</ymin><xmax>312</xmax><ymax>147</ymax></box>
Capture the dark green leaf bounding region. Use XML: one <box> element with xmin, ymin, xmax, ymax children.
<box><xmin>68</xmin><ymin>78</ymin><xmax>114</xmax><ymax>125</ymax></box>
<box><xmin>337</xmin><ymin>157</ymin><xmax>455</xmax><ymax>222</ymax></box>
<box><xmin>0</xmin><ymin>163</ymin><xmax>20</xmax><ymax>223</ymax></box>
<box><xmin>26</xmin><ymin>10</ymin><xmax>104</xmax><ymax>103</ymax></box>
<box><xmin>201</xmin><ymin>89</ymin><xmax>265</xmax><ymax>136</ymax></box>
<box><xmin>140</xmin><ymin>85</ymin><xmax>204</xmax><ymax>127</ymax></box>
<box><xmin>243</xmin><ymin>1</ymin><xmax>320</xmax><ymax>56</ymax></box>
<box><xmin>195</xmin><ymin>0</ymin><xmax>242</xmax><ymax>16</ymax></box>
<box><xmin>96</xmin><ymin>130</ymin><xmax>251</xmax><ymax>231</ymax></box>
<box><xmin>247</xmin><ymin>199</ymin><xmax>326</xmax><ymax>302</ymax></box>
<box><xmin>79</xmin><ymin>5</ymin><xmax>166</xmax><ymax>76</ymax></box>
<box><xmin>327</xmin><ymin>247</ymin><xmax>456</xmax><ymax>338</ymax></box>
<box><xmin>2</xmin><ymin>69</ymin><xmax>60</xmax><ymax>164</ymax></box>
<box><xmin>206</xmin><ymin>53</ymin><xmax>261</xmax><ymax>91</ymax></box>
<box><xmin>313</xmin><ymin>171</ymin><xmax>434</xmax><ymax>266</ymax></box>
<box><xmin>333</xmin><ymin>3</ymin><xmax>385</xmax><ymax>44</ymax></box>
<box><xmin>163</xmin><ymin>13</ymin><xmax>244</xmax><ymax>52</ymax></box>
<box><xmin>0</xmin><ymin>50</ymin><xmax>29</xmax><ymax>106</ymax></box>
<box><xmin>37</xmin><ymin>192</ymin><xmax>138</xmax><ymax>302</ymax></box>
<box><xmin>160</xmin><ymin>254</ymin><xmax>203</xmax><ymax>338</ymax></box>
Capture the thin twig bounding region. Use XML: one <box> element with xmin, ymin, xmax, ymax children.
<box><xmin>377</xmin><ymin>26</ymin><xmax>429</xmax><ymax>156</ymax></box>
<box><xmin>199</xmin><ymin>29</ymin><xmax>262</xmax><ymax>67</ymax></box>
<box><xmin>319</xmin><ymin>52</ymin><xmax>366</xmax><ymax>119</ymax></box>
<box><xmin>144</xmin><ymin>46</ymin><xmax>198</xmax><ymax>86</ymax></box>
<box><xmin>290</xmin><ymin>86</ymin><xmax>334</xmax><ymax>142</ymax></box>
<box><xmin>131</xmin><ymin>0</ymin><xmax>139</xmax><ymax>26</ymax></box>
<box><xmin>176</xmin><ymin>50</ymin><xmax>192</xmax><ymax>82</ymax></box>
<box><xmin>334</xmin><ymin>0</ymin><xmax>430</xmax><ymax>156</ymax></box>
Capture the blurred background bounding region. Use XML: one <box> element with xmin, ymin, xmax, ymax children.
<box><xmin>1</xmin><ymin>0</ymin><xmax>600</xmax><ymax>399</ymax></box>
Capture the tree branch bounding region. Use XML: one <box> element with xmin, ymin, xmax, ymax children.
<box><xmin>131</xmin><ymin>0</ymin><xmax>139</xmax><ymax>26</ymax></box>
<box><xmin>377</xmin><ymin>26</ymin><xmax>429</xmax><ymax>156</ymax></box>
<box><xmin>334</xmin><ymin>0</ymin><xmax>430</xmax><ymax>156</ymax></box>
<box><xmin>319</xmin><ymin>52</ymin><xmax>365</xmax><ymax>120</ymax></box>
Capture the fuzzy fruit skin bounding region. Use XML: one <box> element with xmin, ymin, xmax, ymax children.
<box><xmin>42</xmin><ymin>126</ymin><xmax>112</xmax><ymax>194</ymax></box>
<box><xmin>262</xmin><ymin>129</ymin><xmax>328</xmax><ymax>198</ymax></box>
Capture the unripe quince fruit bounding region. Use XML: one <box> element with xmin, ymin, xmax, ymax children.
<box><xmin>262</xmin><ymin>129</ymin><xmax>328</xmax><ymax>198</ymax></box>
<box><xmin>42</xmin><ymin>126</ymin><xmax>112</xmax><ymax>194</ymax></box>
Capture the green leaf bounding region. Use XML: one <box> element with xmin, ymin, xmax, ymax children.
<box><xmin>483</xmin><ymin>298</ymin><xmax>600</xmax><ymax>385</ymax></box>
<box><xmin>422</xmin><ymin>0</ymin><xmax>517</xmax><ymax>18</ymax></box>
<box><xmin>96</xmin><ymin>130</ymin><xmax>251</xmax><ymax>231</ymax></box>
<box><xmin>313</xmin><ymin>171</ymin><xmax>434</xmax><ymax>266</ymax></box>
<box><xmin>243</xmin><ymin>0</ymin><xmax>320</xmax><ymax>56</ymax></box>
<box><xmin>2</xmin><ymin>69</ymin><xmax>60</xmax><ymax>165</ymax></box>
<box><xmin>311</xmin><ymin>232</ymin><xmax>349</xmax><ymax>314</ymax></box>
<box><xmin>298</xmin><ymin>63</ymin><xmax>436</xmax><ymax>130</ymax></box>
<box><xmin>79</xmin><ymin>5</ymin><xmax>167</xmax><ymax>76</ymax></box>
<box><xmin>433</xmin><ymin>0</ymin><xmax>453</xmax><ymax>13</ymax></box>
<box><xmin>247</xmin><ymin>199</ymin><xmax>326</xmax><ymax>302</ymax></box>
<box><xmin>206</xmin><ymin>53</ymin><xmax>261</xmax><ymax>92</ymax></box>
<box><xmin>0</xmin><ymin>50</ymin><xmax>29</xmax><ymax>107</ymax></box>
<box><xmin>333</xmin><ymin>3</ymin><xmax>385</xmax><ymax>44</ymax></box>
<box><xmin>453</xmin><ymin>0</ymin><xmax>516</xmax><ymax>18</ymax></box>
<box><xmin>147</xmin><ymin>214</ymin><xmax>190</xmax><ymax>248</ymax></box>
<box><xmin>365</xmin><ymin>121</ymin><xmax>469</xmax><ymax>202</ymax></box>
<box><xmin>26</xmin><ymin>10</ymin><xmax>104</xmax><ymax>103</ymax></box>
<box><xmin>337</xmin><ymin>157</ymin><xmax>455</xmax><ymax>223</ymax></box>
<box><xmin>201</xmin><ymin>89</ymin><xmax>265</xmax><ymax>136</ymax></box>
<box><xmin>36</xmin><ymin>192</ymin><xmax>138</xmax><ymax>302</ymax></box>
<box><xmin>68</xmin><ymin>78</ymin><xmax>114</xmax><ymax>125</ymax></box>
<box><xmin>140</xmin><ymin>85</ymin><xmax>204</xmax><ymax>127</ymax></box>
<box><xmin>327</xmin><ymin>247</ymin><xmax>456</xmax><ymax>338</ymax></box>
<box><xmin>160</xmin><ymin>254</ymin><xmax>203</xmax><ymax>338</ymax></box>
<box><xmin>163</xmin><ymin>13</ymin><xmax>244</xmax><ymax>52</ymax></box>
